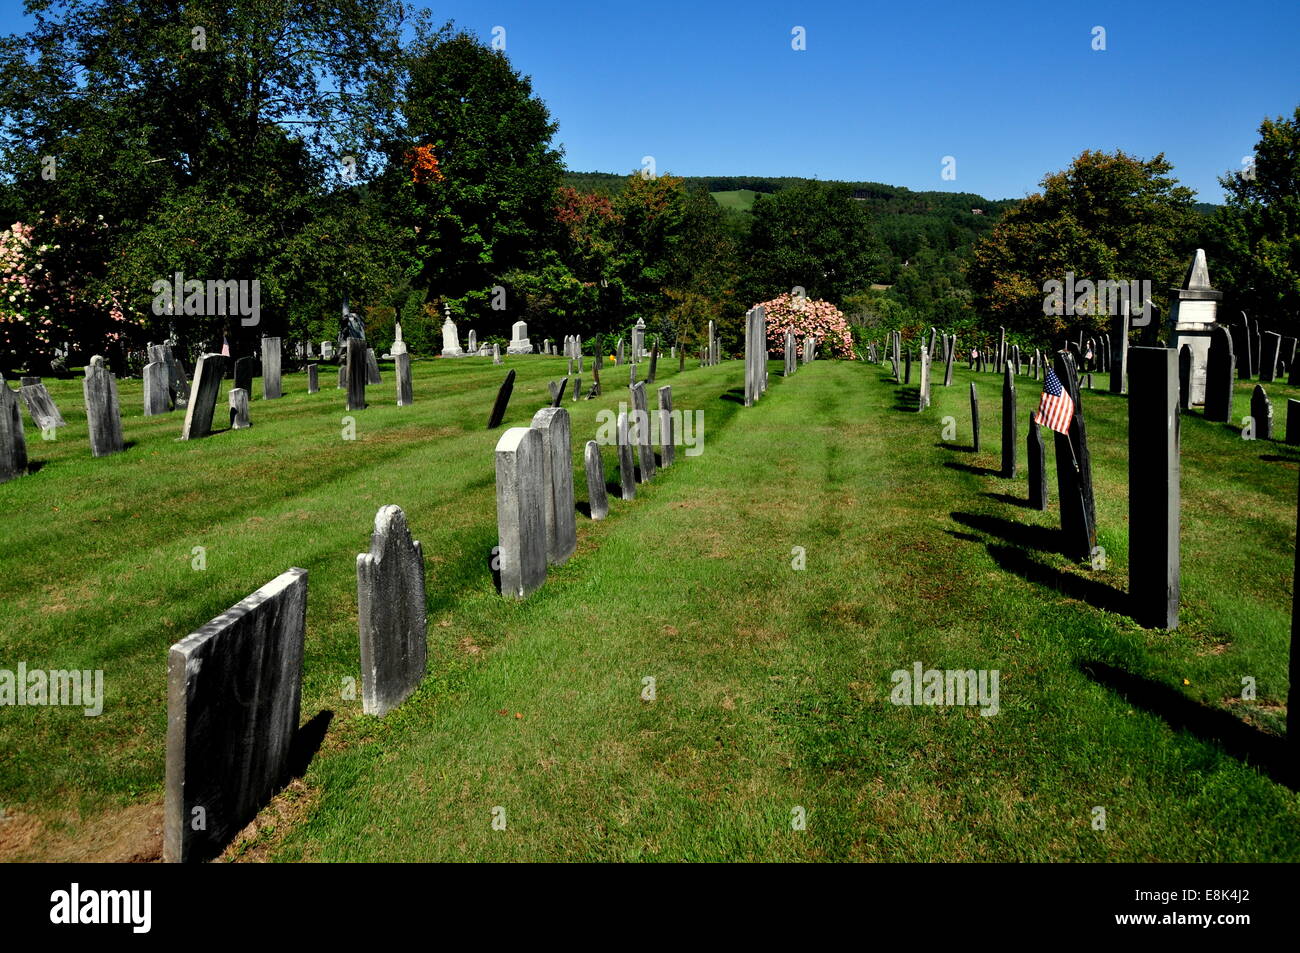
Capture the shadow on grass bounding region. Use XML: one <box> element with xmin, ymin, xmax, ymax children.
<box><xmin>288</xmin><ymin>709</ymin><xmax>334</xmax><ymax>780</ymax></box>
<box><xmin>719</xmin><ymin>388</ymin><xmax>745</xmax><ymax>404</ymax></box>
<box><xmin>892</xmin><ymin>387</ymin><xmax>921</xmax><ymax>412</ymax></box>
<box><xmin>944</xmin><ymin>530</ymin><xmax>984</xmax><ymax>544</ymax></box>
<box><xmin>1078</xmin><ymin>660</ymin><xmax>1296</xmax><ymax>790</ymax></box>
<box><xmin>984</xmin><ymin>542</ymin><xmax>1129</xmax><ymax>615</ymax></box>
<box><xmin>944</xmin><ymin>460</ymin><xmax>1000</xmax><ymax>477</ymax></box>
<box><xmin>981</xmin><ymin>491</ymin><xmax>1034</xmax><ymax>509</ymax></box>
<box><xmin>953</xmin><ymin>511</ymin><xmax>1062</xmax><ymax>552</ymax></box>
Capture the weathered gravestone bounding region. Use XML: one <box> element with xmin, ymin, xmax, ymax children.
<box><xmin>506</xmin><ymin>320</ymin><xmax>533</xmax><ymax>355</ymax></box>
<box><xmin>307</xmin><ymin>363</ymin><xmax>319</xmax><ymax>395</ymax></box>
<box><xmin>487</xmin><ymin>369</ymin><xmax>516</xmax><ymax>429</ymax></box>
<box><xmin>19</xmin><ymin>380</ymin><xmax>65</xmax><ymax>430</ymax></box>
<box><xmin>531</xmin><ymin>407</ymin><xmax>577</xmax><ymax>565</ymax></box>
<box><xmin>616</xmin><ymin>410</ymin><xmax>636</xmax><ymax>501</ymax></box>
<box><xmin>395</xmin><ymin>353</ymin><xmax>413</xmax><ymax>407</ymax></box>
<box><xmin>904</xmin><ymin>349</ymin><xmax>911</xmax><ymax>385</ymax></box>
<box><xmin>1001</xmin><ymin>362</ymin><xmax>1017</xmax><ymax>478</ymax></box>
<box><xmin>548</xmin><ymin>378</ymin><xmax>567</xmax><ymax>407</ymax></box>
<box><xmin>943</xmin><ymin>337</ymin><xmax>955</xmax><ymax>387</ymax></box>
<box><xmin>493</xmin><ymin>343</ymin><xmax>502</xmax><ymax>365</ymax></box>
<box><xmin>632</xmin><ymin>317</ymin><xmax>646</xmax><ymax>362</ymax></box>
<box><xmin>234</xmin><ymin>356</ymin><xmax>256</xmax><ymax>396</ymax></box>
<box><xmin>1251</xmin><ymin>384</ymin><xmax>1273</xmax><ymax>440</ymax></box>
<box><xmin>573</xmin><ymin>376</ymin><xmax>581</xmax><ymax>402</ymax></box>
<box><xmin>346</xmin><ymin>339</ymin><xmax>367</xmax><ymax>411</ymax></box>
<box><xmin>1203</xmin><ymin>326</ymin><xmax>1235</xmax><ymax>423</ymax></box>
<box><xmin>84</xmin><ymin>356</ymin><xmax>125</xmax><ymax>455</ymax></box>
<box><xmin>1109</xmin><ymin>305</ymin><xmax>1130</xmax><ymax>395</ymax></box>
<box><xmin>1287</xmin><ymin>399</ymin><xmax>1300</xmax><ymax>446</ymax></box>
<box><xmin>357</xmin><ymin>505</ymin><xmax>427</xmax><ymax>717</ymax></box>
<box><xmin>494</xmin><ymin>427</ymin><xmax>547</xmax><ymax>598</ymax></box>
<box><xmin>648</xmin><ymin>343</ymin><xmax>659</xmax><ymax>385</ymax></box>
<box><xmin>1128</xmin><ymin>347</ymin><xmax>1180</xmax><ymax>629</ymax></box>
<box><xmin>616</xmin><ymin>338</ymin><xmax>625</xmax><ymax>366</ymax></box>
<box><xmin>142</xmin><ymin>362</ymin><xmax>169</xmax><ymax>418</ymax></box>
<box><xmin>584</xmin><ymin>440</ymin><xmax>609</xmax><ymax>520</ymax></box>
<box><xmin>1051</xmin><ymin>351</ymin><xmax>1097</xmax><ymax>561</ymax></box>
<box><xmin>262</xmin><ymin>336</ymin><xmax>283</xmax><ymax>399</ymax></box>
<box><xmin>1027</xmin><ymin>415</ymin><xmax>1047</xmax><ymax>510</ymax></box>
<box><xmin>1234</xmin><ymin>321</ymin><xmax>1253</xmax><ymax>380</ymax></box>
<box><xmin>1178</xmin><ymin>345</ymin><xmax>1192</xmax><ymax>411</ymax></box>
<box><xmin>228</xmin><ymin>387</ymin><xmax>251</xmax><ymax>430</ymax></box>
<box><xmin>658</xmin><ymin>386</ymin><xmax>675</xmax><ymax>468</ymax></box>
<box><xmin>164</xmin><ymin>567</ymin><xmax>307</xmax><ymax>863</ymax></box>
<box><xmin>1262</xmin><ymin>331</ymin><xmax>1282</xmax><ymax>383</ymax></box>
<box><xmin>917</xmin><ymin>346</ymin><xmax>931</xmax><ymax>411</ymax></box>
<box><xmin>631</xmin><ymin>381</ymin><xmax>655</xmax><ymax>482</ymax></box>
<box><xmin>970</xmin><ymin>382</ymin><xmax>980</xmax><ymax>452</ymax></box>
<box><xmin>180</xmin><ymin>354</ymin><xmax>225</xmax><ymax>440</ymax></box>
<box><xmin>365</xmin><ymin>348</ymin><xmax>382</xmax><ymax>385</ymax></box>
<box><xmin>0</xmin><ymin>376</ymin><xmax>27</xmax><ymax>484</ymax></box>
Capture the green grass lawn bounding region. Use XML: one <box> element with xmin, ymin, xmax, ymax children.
<box><xmin>710</xmin><ymin>189</ymin><xmax>759</xmax><ymax>212</ymax></box>
<box><xmin>2</xmin><ymin>351</ymin><xmax>1298</xmax><ymax>861</ymax></box>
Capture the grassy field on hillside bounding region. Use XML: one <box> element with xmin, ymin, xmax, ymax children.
<box><xmin>710</xmin><ymin>189</ymin><xmax>760</xmax><ymax>212</ymax></box>
<box><xmin>1</xmin><ymin>353</ymin><xmax>1298</xmax><ymax>861</ymax></box>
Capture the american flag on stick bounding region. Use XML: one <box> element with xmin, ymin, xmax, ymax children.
<box><xmin>1033</xmin><ymin>367</ymin><xmax>1075</xmax><ymax>435</ymax></box>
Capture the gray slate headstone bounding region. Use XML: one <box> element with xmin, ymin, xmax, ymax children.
<box><xmin>395</xmin><ymin>353</ymin><xmax>413</xmax><ymax>407</ymax></box>
<box><xmin>1261</xmin><ymin>331</ymin><xmax>1282</xmax><ymax>383</ymax></box>
<box><xmin>180</xmin><ymin>354</ymin><xmax>225</xmax><ymax>440</ymax></box>
<box><xmin>1128</xmin><ymin>347</ymin><xmax>1180</xmax><ymax>630</ymax></box>
<box><xmin>494</xmin><ymin>427</ymin><xmax>547</xmax><ymax>599</ymax></box>
<box><xmin>307</xmin><ymin>363</ymin><xmax>319</xmax><ymax>395</ymax></box>
<box><xmin>1287</xmin><ymin>399</ymin><xmax>1300</xmax><ymax>446</ymax></box>
<box><xmin>1001</xmin><ymin>362</ymin><xmax>1017</xmax><ymax>478</ymax></box>
<box><xmin>347</xmin><ymin>339</ymin><xmax>367</xmax><ymax>411</ymax></box>
<box><xmin>164</xmin><ymin>567</ymin><xmax>307</xmax><ymax>863</ymax></box>
<box><xmin>584</xmin><ymin>440</ymin><xmax>609</xmax><ymax>520</ymax></box>
<box><xmin>234</xmin><ymin>356</ymin><xmax>256</xmax><ymax>396</ymax></box>
<box><xmin>1028</xmin><ymin>415</ymin><xmax>1047</xmax><ymax>510</ymax></box>
<box><xmin>144</xmin><ymin>361</ymin><xmax>170</xmax><ymax>416</ymax></box>
<box><xmin>630</xmin><ymin>381</ymin><xmax>655</xmax><ymax>481</ymax></box>
<box><xmin>365</xmin><ymin>348</ymin><xmax>382</xmax><ymax>385</ymax></box>
<box><xmin>1178</xmin><ymin>344</ymin><xmax>1192</xmax><ymax>411</ymax></box>
<box><xmin>970</xmin><ymin>382</ymin><xmax>980</xmax><ymax>452</ymax></box>
<box><xmin>1251</xmin><ymin>384</ymin><xmax>1273</xmax><ymax>440</ymax></box>
<box><xmin>658</xmin><ymin>385</ymin><xmax>675</xmax><ymax>468</ymax></box>
<box><xmin>616</xmin><ymin>410</ymin><xmax>636</xmax><ymax>501</ymax></box>
<box><xmin>1203</xmin><ymin>326</ymin><xmax>1235</xmax><ymax>423</ymax></box>
<box><xmin>84</xmin><ymin>357</ymin><xmax>125</xmax><ymax>455</ymax></box>
<box><xmin>0</xmin><ymin>376</ymin><xmax>28</xmax><ymax>484</ymax></box>
<box><xmin>19</xmin><ymin>381</ymin><xmax>65</xmax><ymax>430</ymax></box>
<box><xmin>487</xmin><ymin>369</ymin><xmax>516</xmax><ymax>429</ymax></box>
<box><xmin>531</xmin><ymin>407</ymin><xmax>577</xmax><ymax>565</ymax></box>
<box><xmin>357</xmin><ymin>505</ymin><xmax>427</xmax><ymax>717</ymax></box>
<box><xmin>228</xmin><ymin>387</ymin><xmax>251</xmax><ymax>430</ymax></box>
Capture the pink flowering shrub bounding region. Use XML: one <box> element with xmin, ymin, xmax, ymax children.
<box><xmin>755</xmin><ymin>292</ymin><xmax>854</xmax><ymax>358</ymax></box>
<box><xmin>0</xmin><ymin>222</ymin><xmax>58</xmax><ymax>362</ymax></box>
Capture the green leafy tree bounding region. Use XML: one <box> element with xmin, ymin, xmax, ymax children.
<box><xmin>1207</xmin><ymin>107</ymin><xmax>1300</xmax><ymax>331</ymax></box>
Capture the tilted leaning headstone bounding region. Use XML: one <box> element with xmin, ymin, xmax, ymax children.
<box><xmin>0</xmin><ymin>376</ymin><xmax>28</xmax><ymax>484</ymax></box>
<box><xmin>493</xmin><ymin>343</ymin><xmax>502</xmax><ymax>365</ymax></box>
<box><xmin>164</xmin><ymin>567</ymin><xmax>307</xmax><ymax>863</ymax></box>
<box><xmin>488</xmin><ymin>369</ymin><xmax>516</xmax><ymax>429</ymax></box>
<box><xmin>648</xmin><ymin>343</ymin><xmax>659</xmax><ymax>385</ymax></box>
<box><xmin>84</xmin><ymin>356</ymin><xmax>125</xmax><ymax>455</ymax></box>
<box><xmin>494</xmin><ymin>427</ymin><xmax>547</xmax><ymax>598</ymax></box>
<box><xmin>630</xmin><ymin>381</ymin><xmax>655</xmax><ymax>482</ymax></box>
<box><xmin>395</xmin><ymin>352</ymin><xmax>413</xmax><ymax>407</ymax></box>
<box><xmin>346</xmin><ymin>339</ymin><xmax>367</xmax><ymax>411</ymax></box>
<box><xmin>307</xmin><ymin>363</ymin><xmax>319</xmax><ymax>395</ymax></box>
<box><xmin>584</xmin><ymin>440</ymin><xmax>609</xmax><ymax>520</ymax></box>
<box><xmin>357</xmin><ymin>505</ymin><xmax>427</xmax><ymax>717</ymax></box>
<box><xmin>180</xmin><ymin>354</ymin><xmax>224</xmax><ymax>440</ymax></box>
<box><xmin>1027</xmin><ymin>414</ymin><xmax>1047</xmax><ymax>510</ymax></box>
<box><xmin>20</xmin><ymin>380</ymin><xmax>66</xmax><ymax>430</ymax></box>
<box><xmin>658</xmin><ymin>385</ymin><xmax>675</xmax><ymax>468</ymax></box>
<box><xmin>970</xmin><ymin>381</ymin><xmax>980</xmax><ymax>452</ymax></box>
<box><xmin>548</xmin><ymin>378</ymin><xmax>567</xmax><ymax>407</ymax></box>
<box><xmin>365</xmin><ymin>348</ymin><xmax>382</xmax><ymax>385</ymax></box>
<box><xmin>1251</xmin><ymin>384</ymin><xmax>1273</xmax><ymax>440</ymax></box>
<box><xmin>228</xmin><ymin>387</ymin><xmax>251</xmax><ymax>430</ymax></box>
<box><xmin>531</xmin><ymin>407</ymin><xmax>577</xmax><ymax>565</ymax></box>
<box><xmin>1203</xmin><ymin>326</ymin><xmax>1235</xmax><ymax>423</ymax></box>
<box><xmin>1001</xmin><ymin>361</ymin><xmax>1017</xmax><ymax>478</ymax></box>
<box><xmin>1128</xmin><ymin>347</ymin><xmax>1180</xmax><ymax>629</ymax></box>
<box><xmin>262</xmin><ymin>336</ymin><xmax>283</xmax><ymax>399</ymax></box>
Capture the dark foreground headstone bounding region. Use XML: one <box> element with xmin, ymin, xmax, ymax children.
<box><xmin>164</xmin><ymin>567</ymin><xmax>307</xmax><ymax>862</ymax></box>
<box><xmin>346</xmin><ymin>338</ymin><xmax>367</xmax><ymax>411</ymax></box>
<box><xmin>0</xmin><ymin>376</ymin><xmax>28</xmax><ymax>484</ymax></box>
<box><xmin>1052</xmin><ymin>351</ymin><xmax>1097</xmax><ymax>560</ymax></box>
<box><xmin>1027</xmin><ymin>415</ymin><xmax>1047</xmax><ymax>510</ymax></box>
<box><xmin>1178</xmin><ymin>344</ymin><xmax>1192</xmax><ymax>411</ymax></box>
<box><xmin>487</xmin><ymin>369</ymin><xmax>516</xmax><ymax>429</ymax></box>
<box><xmin>357</xmin><ymin>505</ymin><xmax>427</xmax><ymax>717</ymax></box>
<box><xmin>1261</xmin><ymin>331</ymin><xmax>1282</xmax><ymax>383</ymax></box>
<box><xmin>83</xmin><ymin>357</ymin><xmax>125</xmax><ymax>455</ymax></box>
<box><xmin>1287</xmin><ymin>399</ymin><xmax>1300</xmax><ymax>446</ymax></box>
<box><xmin>234</xmin><ymin>356</ymin><xmax>256</xmax><ymax>396</ymax></box>
<box><xmin>970</xmin><ymin>382</ymin><xmax>980</xmax><ymax>452</ymax></box>
<box><xmin>494</xmin><ymin>427</ymin><xmax>547</xmax><ymax>599</ymax></box>
<box><xmin>1001</xmin><ymin>362</ymin><xmax>1017</xmax><ymax>478</ymax></box>
<box><xmin>1128</xmin><ymin>347</ymin><xmax>1180</xmax><ymax>629</ymax></box>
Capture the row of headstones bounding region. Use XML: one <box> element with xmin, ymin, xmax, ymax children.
<box><xmin>164</xmin><ymin>496</ymin><xmax>434</xmax><ymax>862</ymax></box>
<box><xmin>1230</xmin><ymin>315</ymin><xmax>1300</xmax><ymax>384</ymax></box>
<box><xmin>742</xmin><ymin>306</ymin><xmax>770</xmax><ymax>407</ymax></box>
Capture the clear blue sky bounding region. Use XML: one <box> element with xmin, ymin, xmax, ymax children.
<box><xmin>3</xmin><ymin>0</ymin><xmax>1295</xmax><ymax>201</ymax></box>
